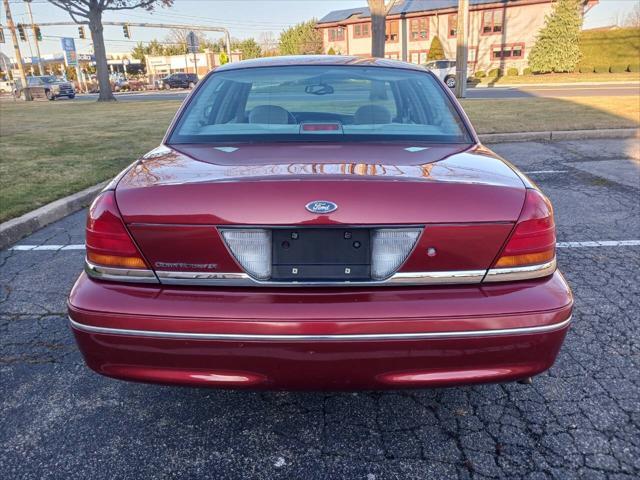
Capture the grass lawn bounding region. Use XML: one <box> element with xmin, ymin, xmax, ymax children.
<box><xmin>0</xmin><ymin>100</ymin><xmax>180</xmax><ymax>222</ymax></box>
<box><xmin>471</xmin><ymin>71</ymin><xmax>640</xmax><ymax>86</ymax></box>
<box><xmin>461</xmin><ymin>96</ymin><xmax>640</xmax><ymax>134</ymax></box>
<box><xmin>1</xmin><ymin>95</ymin><xmax>638</xmax><ymax>222</ymax></box>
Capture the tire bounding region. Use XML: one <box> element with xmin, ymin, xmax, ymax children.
<box><xmin>445</xmin><ymin>75</ymin><xmax>456</xmax><ymax>89</ymax></box>
<box><xmin>68</xmin><ymin>94</ymin><xmax>76</xmax><ymax>99</ymax></box>
<box><xmin>188</xmin><ymin>82</ymin><xmax>195</xmax><ymax>89</ymax></box>
<box><xmin>46</xmin><ymin>89</ymin><xmax>55</xmax><ymax>100</ymax></box>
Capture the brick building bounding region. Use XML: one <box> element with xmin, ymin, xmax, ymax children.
<box><xmin>317</xmin><ymin>0</ymin><xmax>597</xmax><ymax>73</ymax></box>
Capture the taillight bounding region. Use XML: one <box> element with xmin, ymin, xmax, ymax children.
<box><xmin>371</xmin><ymin>228</ymin><xmax>421</xmax><ymax>280</ymax></box>
<box><xmin>220</xmin><ymin>229</ymin><xmax>272</xmax><ymax>280</ymax></box>
<box><xmin>485</xmin><ymin>189</ymin><xmax>556</xmax><ymax>282</ymax></box>
<box><xmin>86</xmin><ymin>191</ymin><xmax>149</xmax><ymax>270</ymax></box>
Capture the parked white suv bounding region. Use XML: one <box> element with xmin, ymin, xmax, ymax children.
<box><xmin>424</xmin><ymin>60</ymin><xmax>457</xmax><ymax>89</ymax></box>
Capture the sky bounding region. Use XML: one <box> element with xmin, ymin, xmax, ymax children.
<box><xmin>1</xmin><ymin>0</ymin><xmax>638</xmax><ymax>57</ymax></box>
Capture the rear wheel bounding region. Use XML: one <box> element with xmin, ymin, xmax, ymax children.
<box><xmin>68</xmin><ymin>94</ymin><xmax>76</xmax><ymax>99</ymax></box>
<box><xmin>188</xmin><ymin>81</ymin><xmax>195</xmax><ymax>89</ymax></box>
<box><xmin>445</xmin><ymin>75</ymin><xmax>456</xmax><ymax>89</ymax></box>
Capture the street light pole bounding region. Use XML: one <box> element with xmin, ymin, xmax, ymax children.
<box><xmin>25</xmin><ymin>0</ymin><xmax>44</xmax><ymax>75</ymax></box>
<box><xmin>3</xmin><ymin>0</ymin><xmax>31</xmax><ymax>100</ymax></box>
<box><xmin>454</xmin><ymin>0</ymin><xmax>469</xmax><ymax>98</ymax></box>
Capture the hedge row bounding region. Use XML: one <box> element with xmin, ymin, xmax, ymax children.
<box><xmin>475</xmin><ymin>63</ymin><xmax>638</xmax><ymax>77</ymax></box>
<box><xmin>577</xmin><ymin>64</ymin><xmax>640</xmax><ymax>73</ymax></box>
<box><xmin>579</xmin><ymin>27</ymin><xmax>640</xmax><ymax>72</ymax></box>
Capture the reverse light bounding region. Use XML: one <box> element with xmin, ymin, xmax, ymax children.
<box><xmin>485</xmin><ymin>189</ymin><xmax>556</xmax><ymax>282</ymax></box>
<box><xmin>85</xmin><ymin>191</ymin><xmax>149</xmax><ymax>270</ymax></box>
<box><xmin>371</xmin><ymin>228</ymin><xmax>421</xmax><ymax>280</ymax></box>
<box><xmin>221</xmin><ymin>229</ymin><xmax>272</xmax><ymax>280</ymax></box>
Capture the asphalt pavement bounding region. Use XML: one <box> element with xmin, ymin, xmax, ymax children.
<box><xmin>1</xmin><ymin>138</ymin><xmax>639</xmax><ymax>479</ymax></box>
<box><xmin>68</xmin><ymin>82</ymin><xmax>640</xmax><ymax>102</ymax></box>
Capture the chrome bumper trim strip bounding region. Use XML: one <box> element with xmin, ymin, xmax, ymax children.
<box><xmin>85</xmin><ymin>260</ymin><xmax>159</xmax><ymax>284</ymax></box>
<box><xmin>484</xmin><ymin>259</ymin><xmax>557</xmax><ymax>283</ymax></box>
<box><xmin>68</xmin><ymin>316</ymin><xmax>572</xmax><ymax>342</ymax></box>
<box><xmin>154</xmin><ymin>269</ymin><xmax>487</xmax><ymax>287</ymax></box>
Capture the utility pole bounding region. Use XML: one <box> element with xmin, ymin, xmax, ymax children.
<box><xmin>25</xmin><ymin>0</ymin><xmax>44</xmax><ymax>75</ymax></box>
<box><xmin>454</xmin><ymin>0</ymin><xmax>469</xmax><ymax>98</ymax></box>
<box><xmin>3</xmin><ymin>0</ymin><xmax>31</xmax><ymax>100</ymax></box>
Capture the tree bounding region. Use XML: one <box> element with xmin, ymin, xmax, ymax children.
<box><xmin>427</xmin><ymin>36</ymin><xmax>445</xmax><ymax>61</ymax></box>
<box><xmin>232</xmin><ymin>38</ymin><xmax>262</xmax><ymax>59</ymax></box>
<box><xmin>48</xmin><ymin>0</ymin><xmax>172</xmax><ymax>101</ymax></box>
<box><xmin>279</xmin><ymin>20</ymin><xmax>323</xmax><ymax>55</ymax></box>
<box><xmin>166</xmin><ymin>28</ymin><xmax>209</xmax><ymax>54</ymax></box>
<box><xmin>131</xmin><ymin>39</ymin><xmax>166</xmax><ymax>69</ymax></box>
<box><xmin>528</xmin><ymin>0</ymin><xmax>582</xmax><ymax>73</ymax></box>
<box><xmin>624</xmin><ymin>4</ymin><xmax>640</xmax><ymax>27</ymax></box>
<box><xmin>259</xmin><ymin>31</ymin><xmax>279</xmax><ymax>56</ymax></box>
<box><xmin>368</xmin><ymin>0</ymin><xmax>396</xmax><ymax>58</ymax></box>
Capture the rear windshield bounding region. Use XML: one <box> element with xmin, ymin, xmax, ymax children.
<box><xmin>168</xmin><ymin>65</ymin><xmax>471</xmax><ymax>144</ymax></box>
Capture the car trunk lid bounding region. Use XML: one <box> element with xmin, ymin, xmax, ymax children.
<box><xmin>116</xmin><ymin>143</ymin><xmax>525</xmax><ymax>280</ymax></box>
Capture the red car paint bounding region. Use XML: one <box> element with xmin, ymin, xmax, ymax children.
<box><xmin>68</xmin><ymin>56</ymin><xmax>572</xmax><ymax>390</ymax></box>
<box><xmin>69</xmin><ymin>271</ymin><xmax>571</xmax><ymax>390</ymax></box>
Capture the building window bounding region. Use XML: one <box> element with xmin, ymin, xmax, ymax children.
<box><xmin>385</xmin><ymin>20</ymin><xmax>399</xmax><ymax>42</ymax></box>
<box><xmin>491</xmin><ymin>43</ymin><xmax>524</xmax><ymax>60</ymax></box>
<box><xmin>353</xmin><ymin>23</ymin><xmax>371</xmax><ymax>38</ymax></box>
<box><xmin>410</xmin><ymin>17</ymin><xmax>429</xmax><ymax>41</ymax></box>
<box><xmin>328</xmin><ymin>27</ymin><xmax>345</xmax><ymax>42</ymax></box>
<box><xmin>482</xmin><ymin>10</ymin><xmax>503</xmax><ymax>35</ymax></box>
<box><xmin>469</xmin><ymin>47</ymin><xmax>478</xmax><ymax>63</ymax></box>
<box><xmin>409</xmin><ymin>50</ymin><xmax>429</xmax><ymax>64</ymax></box>
<box><xmin>448</xmin><ymin>14</ymin><xmax>457</xmax><ymax>38</ymax></box>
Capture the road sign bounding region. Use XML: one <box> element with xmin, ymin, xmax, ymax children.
<box><xmin>61</xmin><ymin>37</ymin><xmax>77</xmax><ymax>66</ymax></box>
<box><xmin>186</xmin><ymin>31</ymin><xmax>199</xmax><ymax>54</ymax></box>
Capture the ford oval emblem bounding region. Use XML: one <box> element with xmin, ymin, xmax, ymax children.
<box><xmin>305</xmin><ymin>200</ymin><xmax>338</xmax><ymax>214</ymax></box>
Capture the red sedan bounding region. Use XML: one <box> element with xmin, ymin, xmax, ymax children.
<box><xmin>68</xmin><ymin>56</ymin><xmax>572</xmax><ymax>390</ymax></box>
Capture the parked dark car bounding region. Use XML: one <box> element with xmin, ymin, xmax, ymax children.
<box><xmin>15</xmin><ymin>75</ymin><xmax>75</xmax><ymax>100</ymax></box>
<box><xmin>161</xmin><ymin>73</ymin><xmax>198</xmax><ymax>89</ymax></box>
<box><xmin>69</xmin><ymin>56</ymin><xmax>571</xmax><ymax>391</ymax></box>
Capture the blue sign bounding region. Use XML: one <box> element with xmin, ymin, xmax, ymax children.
<box><xmin>61</xmin><ymin>37</ymin><xmax>77</xmax><ymax>66</ymax></box>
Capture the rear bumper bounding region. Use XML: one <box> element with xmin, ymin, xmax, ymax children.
<box><xmin>68</xmin><ymin>271</ymin><xmax>573</xmax><ymax>390</ymax></box>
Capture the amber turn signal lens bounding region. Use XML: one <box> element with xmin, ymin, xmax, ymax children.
<box><xmin>494</xmin><ymin>249</ymin><xmax>555</xmax><ymax>268</ymax></box>
<box><xmin>87</xmin><ymin>251</ymin><xmax>147</xmax><ymax>269</ymax></box>
<box><xmin>85</xmin><ymin>191</ymin><xmax>150</xmax><ymax>270</ymax></box>
<box><xmin>493</xmin><ymin>189</ymin><xmax>556</xmax><ymax>269</ymax></box>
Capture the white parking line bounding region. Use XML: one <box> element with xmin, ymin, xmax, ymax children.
<box><xmin>10</xmin><ymin>244</ymin><xmax>86</xmax><ymax>251</ymax></box>
<box><xmin>9</xmin><ymin>241</ymin><xmax>640</xmax><ymax>251</ymax></box>
<box><xmin>556</xmin><ymin>240</ymin><xmax>640</xmax><ymax>248</ymax></box>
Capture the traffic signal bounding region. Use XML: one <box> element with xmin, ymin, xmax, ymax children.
<box><xmin>122</xmin><ymin>24</ymin><xmax>130</xmax><ymax>39</ymax></box>
<box><xmin>0</xmin><ymin>27</ymin><xmax>5</xmax><ymax>44</ymax></box>
<box><xmin>17</xmin><ymin>24</ymin><xmax>26</xmax><ymax>42</ymax></box>
<box><xmin>34</xmin><ymin>25</ymin><xmax>42</xmax><ymax>41</ymax></box>
<box><xmin>78</xmin><ymin>26</ymin><xmax>85</xmax><ymax>39</ymax></box>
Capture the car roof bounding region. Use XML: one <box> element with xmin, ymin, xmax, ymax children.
<box><xmin>214</xmin><ymin>55</ymin><xmax>427</xmax><ymax>73</ymax></box>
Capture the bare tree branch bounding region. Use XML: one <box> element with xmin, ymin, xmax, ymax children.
<box><xmin>47</xmin><ymin>0</ymin><xmax>174</xmax><ymax>101</ymax></box>
<box><xmin>384</xmin><ymin>0</ymin><xmax>397</xmax><ymax>16</ymax></box>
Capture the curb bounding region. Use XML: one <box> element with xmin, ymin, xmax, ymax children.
<box><xmin>0</xmin><ymin>182</ymin><xmax>108</xmax><ymax>250</ymax></box>
<box><xmin>480</xmin><ymin>128</ymin><xmax>639</xmax><ymax>143</ymax></box>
